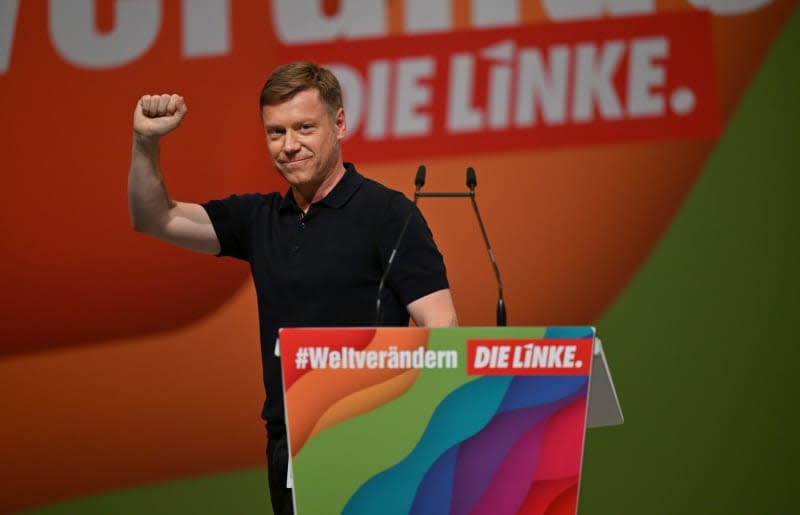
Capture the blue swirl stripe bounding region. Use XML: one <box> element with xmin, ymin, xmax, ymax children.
<box><xmin>343</xmin><ymin>377</ymin><xmax>512</xmax><ymax>515</ymax></box>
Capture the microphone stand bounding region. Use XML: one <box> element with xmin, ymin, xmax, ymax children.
<box><xmin>415</xmin><ymin>167</ymin><xmax>507</xmax><ymax>326</ymax></box>
<box><xmin>466</xmin><ymin>168</ymin><xmax>506</xmax><ymax>326</ymax></box>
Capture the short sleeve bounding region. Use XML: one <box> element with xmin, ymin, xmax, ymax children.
<box><xmin>202</xmin><ymin>194</ymin><xmax>264</xmax><ymax>260</ymax></box>
<box><xmin>379</xmin><ymin>192</ymin><xmax>450</xmax><ymax>306</ymax></box>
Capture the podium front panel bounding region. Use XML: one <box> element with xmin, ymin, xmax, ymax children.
<box><xmin>279</xmin><ymin>326</ymin><xmax>595</xmax><ymax>515</ymax></box>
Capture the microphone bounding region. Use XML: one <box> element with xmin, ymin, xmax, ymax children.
<box><xmin>415</xmin><ymin>164</ymin><xmax>426</xmax><ymax>190</ymax></box>
<box><xmin>465</xmin><ymin>167</ymin><xmax>506</xmax><ymax>326</ymax></box>
<box><xmin>376</xmin><ymin>165</ymin><xmax>426</xmax><ymax>326</ymax></box>
<box><xmin>466</xmin><ymin>167</ymin><xmax>477</xmax><ymax>190</ymax></box>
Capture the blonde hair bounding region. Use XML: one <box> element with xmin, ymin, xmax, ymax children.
<box><xmin>259</xmin><ymin>61</ymin><xmax>343</xmax><ymax>117</ymax></box>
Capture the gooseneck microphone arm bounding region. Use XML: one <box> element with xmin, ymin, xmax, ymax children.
<box><xmin>375</xmin><ymin>165</ymin><xmax>426</xmax><ymax>326</ymax></box>
<box><xmin>376</xmin><ymin>165</ymin><xmax>507</xmax><ymax>327</ymax></box>
<box><xmin>466</xmin><ymin>167</ymin><xmax>506</xmax><ymax>326</ymax></box>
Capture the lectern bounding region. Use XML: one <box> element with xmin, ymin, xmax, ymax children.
<box><xmin>279</xmin><ymin>326</ymin><xmax>622</xmax><ymax>514</ymax></box>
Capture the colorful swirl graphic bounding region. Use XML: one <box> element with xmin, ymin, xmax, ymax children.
<box><xmin>341</xmin><ymin>376</ymin><xmax>588</xmax><ymax>515</ymax></box>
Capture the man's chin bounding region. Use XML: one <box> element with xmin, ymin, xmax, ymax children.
<box><xmin>276</xmin><ymin>167</ymin><xmax>305</xmax><ymax>181</ymax></box>
<box><xmin>279</xmin><ymin>171</ymin><xmax>318</xmax><ymax>190</ymax></box>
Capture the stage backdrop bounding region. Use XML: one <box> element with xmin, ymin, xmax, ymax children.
<box><xmin>1</xmin><ymin>1</ymin><xmax>798</xmax><ymax>514</ymax></box>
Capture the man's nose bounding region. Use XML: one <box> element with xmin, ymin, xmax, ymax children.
<box><xmin>283</xmin><ymin>131</ymin><xmax>301</xmax><ymax>153</ymax></box>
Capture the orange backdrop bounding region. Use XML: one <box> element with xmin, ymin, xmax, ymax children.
<box><xmin>1</xmin><ymin>1</ymin><xmax>797</xmax><ymax>512</ymax></box>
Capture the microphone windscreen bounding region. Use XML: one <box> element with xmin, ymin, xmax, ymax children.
<box><xmin>415</xmin><ymin>165</ymin><xmax>426</xmax><ymax>188</ymax></box>
<box><xmin>466</xmin><ymin>167</ymin><xmax>477</xmax><ymax>189</ymax></box>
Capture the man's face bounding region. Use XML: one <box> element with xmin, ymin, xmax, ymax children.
<box><xmin>261</xmin><ymin>89</ymin><xmax>345</xmax><ymax>193</ymax></box>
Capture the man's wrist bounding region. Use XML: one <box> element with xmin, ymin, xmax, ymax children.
<box><xmin>133</xmin><ymin>131</ymin><xmax>161</xmax><ymax>149</ymax></box>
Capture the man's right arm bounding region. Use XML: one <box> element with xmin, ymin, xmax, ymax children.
<box><xmin>128</xmin><ymin>94</ymin><xmax>220</xmax><ymax>255</ymax></box>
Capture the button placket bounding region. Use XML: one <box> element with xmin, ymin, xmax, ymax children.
<box><xmin>292</xmin><ymin>213</ymin><xmax>307</xmax><ymax>254</ymax></box>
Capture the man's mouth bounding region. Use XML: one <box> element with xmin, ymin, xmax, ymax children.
<box><xmin>282</xmin><ymin>157</ymin><xmax>310</xmax><ymax>167</ymax></box>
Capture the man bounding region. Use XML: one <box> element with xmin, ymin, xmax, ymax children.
<box><xmin>128</xmin><ymin>62</ymin><xmax>457</xmax><ymax>514</ymax></box>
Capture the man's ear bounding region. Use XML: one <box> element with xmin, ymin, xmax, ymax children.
<box><xmin>335</xmin><ymin>107</ymin><xmax>346</xmax><ymax>138</ymax></box>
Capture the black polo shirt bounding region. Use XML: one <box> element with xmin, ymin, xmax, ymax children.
<box><xmin>202</xmin><ymin>163</ymin><xmax>449</xmax><ymax>427</ymax></box>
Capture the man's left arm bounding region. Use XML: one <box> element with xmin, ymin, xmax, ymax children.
<box><xmin>407</xmin><ymin>288</ymin><xmax>458</xmax><ymax>327</ymax></box>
